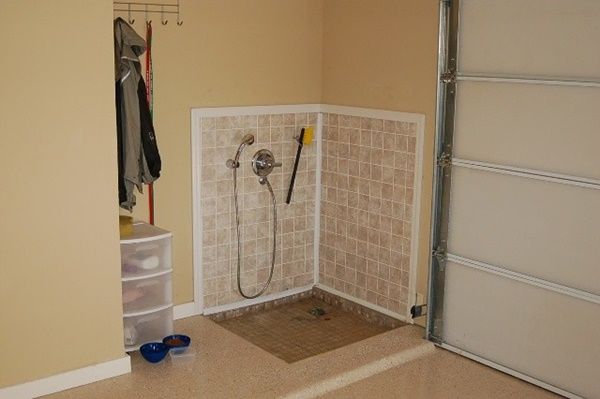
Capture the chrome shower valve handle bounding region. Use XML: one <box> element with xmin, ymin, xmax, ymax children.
<box><xmin>251</xmin><ymin>149</ymin><xmax>281</xmax><ymax>177</ymax></box>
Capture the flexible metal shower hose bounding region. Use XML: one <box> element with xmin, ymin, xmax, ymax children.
<box><xmin>232</xmin><ymin>167</ymin><xmax>277</xmax><ymax>299</ymax></box>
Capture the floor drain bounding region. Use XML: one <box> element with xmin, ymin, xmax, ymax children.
<box><xmin>309</xmin><ymin>307</ymin><xmax>326</xmax><ymax>317</ymax></box>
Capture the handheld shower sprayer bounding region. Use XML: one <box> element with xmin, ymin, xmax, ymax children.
<box><xmin>226</xmin><ymin>134</ymin><xmax>255</xmax><ymax>169</ymax></box>
<box><xmin>225</xmin><ymin>133</ymin><xmax>281</xmax><ymax>299</ymax></box>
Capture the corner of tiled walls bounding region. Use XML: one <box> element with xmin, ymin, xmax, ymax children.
<box><xmin>319</xmin><ymin>113</ymin><xmax>417</xmax><ymax>316</ymax></box>
<box><xmin>196</xmin><ymin>107</ymin><xmax>419</xmax><ymax>319</ymax></box>
<box><xmin>199</xmin><ymin>113</ymin><xmax>317</xmax><ymax>308</ymax></box>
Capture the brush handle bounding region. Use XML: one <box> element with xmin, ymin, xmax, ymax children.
<box><xmin>286</xmin><ymin>128</ymin><xmax>305</xmax><ymax>204</ymax></box>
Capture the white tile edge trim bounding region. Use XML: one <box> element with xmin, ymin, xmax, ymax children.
<box><xmin>439</xmin><ymin>344</ymin><xmax>583</xmax><ymax>399</ymax></box>
<box><xmin>191</xmin><ymin>110</ymin><xmax>204</xmax><ymax>315</ymax></box>
<box><xmin>173</xmin><ymin>302</ymin><xmax>199</xmax><ymax>320</ymax></box>
<box><xmin>0</xmin><ymin>356</ymin><xmax>131</xmax><ymax>399</ymax></box>
<box><xmin>203</xmin><ymin>285</ymin><xmax>314</xmax><ymax>315</ymax></box>
<box><xmin>315</xmin><ymin>284</ymin><xmax>407</xmax><ymax>322</ymax></box>
<box><xmin>281</xmin><ymin>341</ymin><xmax>435</xmax><ymax>399</ymax></box>
<box><xmin>407</xmin><ymin>115</ymin><xmax>426</xmax><ymax>322</ymax></box>
<box><xmin>319</xmin><ymin>104</ymin><xmax>426</xmax><ymax>124</ymax></box>
<box><xmin>191</xmin><ymin>104</ymin><xmax>322</xmax><ymax>117</ymax></box>
<box><xmin>190</xmin><ymin>104</ymin><xmax>425</xmax><ymax>123</ymax></box>
<box><xmin>313</xmin><ymin>113</ymin><xmax>323</xmax><ymax>286</ymax></box>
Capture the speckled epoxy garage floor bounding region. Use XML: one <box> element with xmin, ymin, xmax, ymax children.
<box><xmin>44</xmin><ymin>315</ymin><xmax>559</xmax><ymax>399</ymax></box>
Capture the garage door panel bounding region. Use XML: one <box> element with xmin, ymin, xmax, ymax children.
<box><xmin>459</xmin><ymin>0</ymin><xmax>600</xmax><ymax>79</ymax></box>
<box><xmin>448</xmin><ymin>167</ymin><xmax>600</xmax><ymax>296</ymax></box>
<box><xmin>454</xmin><ymin>82</ymin><xmax>600</xmax><ymax>181</ymax></box>
<box><xmin>444</xmin><ymin>263</ymin><xmax>600</xmax><ymax>399</ymax></box>
<box><xmin>432</xmin><ymin>1</ymin><xmax>600</xmax><ymax>397</ymax></box>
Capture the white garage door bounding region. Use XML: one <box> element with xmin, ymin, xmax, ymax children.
<box><xmin>428</xmin><ymin>1</ymin><xmax>600</xmax><ymax>398</ymax></box>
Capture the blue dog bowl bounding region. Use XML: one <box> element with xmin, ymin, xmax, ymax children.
<box><xmin>162</xmin><ymin>334</ymin><xmax>191</xmax><ymax>354</ymax></box>
<box><xmin>140</xmin><ymin>342</ymin><xmax>169</xmax><ymax>363</ymax></box>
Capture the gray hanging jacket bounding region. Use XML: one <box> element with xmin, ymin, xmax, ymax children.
<box><xmin>114</xmin><ymin>18</ymin><xmax>161</xmax><ymax>211</ymax></box>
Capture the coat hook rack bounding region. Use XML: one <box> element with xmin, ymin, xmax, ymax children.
<box><xmin>114</xmin><ymin>1</ymin><xmax>183</xmax><ymax>26</ymax></box>
<box><xmin>128</xmin><ymin>3</ymin><xmax>135</xmax><ymax>24</ymax></box>
<box><xmin>161</xmin><ymin>6</ymin><xmax>168</xmax><ymax>25</ymax></box>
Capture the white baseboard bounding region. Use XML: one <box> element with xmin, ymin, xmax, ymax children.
<box><xmin>203</xmin><ymin>285</ymin><xmax>313</xmax><ymax>315</ymax></box>
<box><xmin>173</xmin><ymin>302</ymin><xmax>199</xmax><ymax>320</ymax></box>
<box><xmin>315</xmin><ymin>284</ymin><xmax>407</xmax><ymax>322</ymax></box>
<box><xmin>0</xmin><ymin>356</ymin><xmax>131</xmax><ymax>399</ymax></box>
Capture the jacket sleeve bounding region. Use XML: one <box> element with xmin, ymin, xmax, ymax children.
<box><xmin>116</xmin><ymin>80</ymin><xmax>128</xmax><ymax>206</ymax></box>
<box><xmin>137</xmin><ymin>79</ymin><xmax>161</xmax><ymax>179</ymax></box>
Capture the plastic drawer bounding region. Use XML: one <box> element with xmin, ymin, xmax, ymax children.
<box><xmin>121</xmin><ymin>236</ymin><xmax>172</xmax><ymax>279</ymax></box>
<box><xmin>123</xmin><ymin>306</ymin><xmax>173</xmax><ymax>351</ymax></box>
<box><xmin>122</xmin><ymin>272</ymin><xmax>172</xmax><ymax>314</ymax></box>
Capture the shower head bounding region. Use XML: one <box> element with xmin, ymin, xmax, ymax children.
<box><xmin>227</xmin><ymin>134</ymin><xmax>256</xmax><ymax>169</ymax></box>
<box><xmin>241</xmin><ymin>134</ymin><xmax>255</xmax><ymax>146</ymax></box>
<box><xmin>235</xmin><ymin>134</ymin><xmax>255</xmax><ymax>158</ymax></box>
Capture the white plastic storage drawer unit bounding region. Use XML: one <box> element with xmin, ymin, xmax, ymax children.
<box><xmin>120</xmin><ymin>222</ymin><xmax>174</xmax><ymax>351</ymax></box>
<box><xmin>122</xmin><ymin>272</ymin><xmax>172</xmax><ymax>314</ymax></box>
<box><xmin>123</xmin><ymin>306</ymin><xmax>173</xmax><ymax>349</ymax></box>
<box><xmin>121</xmin><ymin>223</ymin><xmax>172</xmax><ymax>279</ymax></box>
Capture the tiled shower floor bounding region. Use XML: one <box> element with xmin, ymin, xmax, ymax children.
<box><xmin>215</xmin><ymin>297</ymin><xmax>405</xmax><ymax>362</ymax></box>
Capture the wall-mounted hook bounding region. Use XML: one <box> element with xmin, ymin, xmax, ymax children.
<box><xmin>128</xmin><ymin>3</ymin><xmax>135</xmax><ymax>24</ymax></box>
<box><xmin>176</xmin><ymin>0</ymin><xmax>183</xmax><ymax>26</ymax></box>
<box><xmin>161</xmin><ymin>6</ymin><xmax>168</xmax><ymax>25</ymax></box>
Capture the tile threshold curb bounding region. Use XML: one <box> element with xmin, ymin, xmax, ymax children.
<box><xmin>281</xmin><ymin>341</ymin><xmax>436</xmax><ymax>399</ymax></box>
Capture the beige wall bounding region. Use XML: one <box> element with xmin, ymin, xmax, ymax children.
<box><xmin>122</xmin><ymin>0</ymin><xmax>438</xmax><ymax>310</ymax></box>
<box><xmin>119</xmin><ymin>0</ymin><xmax>324</xmax><ymax>304</ymax></box>
<box><xmin>321</xmin><ymin>0</ymin><xmax>439</xmax><ymax>314</ymax></box>
<box><xmin>0</xmin><ymin>0</ymin><xmax>124</xmax><ymax>388</ymax></box>
<box><xmin>0</xmin><ymin>0</ymin><xmax>439</xmax><ymax>389</ymax></box>
<box><xmin>0</xmin><ymin>0</ymin><xmax>438</xmax><ymax>389</ymax></box>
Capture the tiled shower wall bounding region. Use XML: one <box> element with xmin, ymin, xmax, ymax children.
<box><xmin>199</xmin><ymin>113</ymin><xmax>317</xmax><ymax>307</ymax></box>
<box><xmin>319</xmin><ymin>113</ymin><xmax>417</xmax><ymax>316</ymax></box>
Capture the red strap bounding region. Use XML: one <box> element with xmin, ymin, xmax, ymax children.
<box><xmin>145</xmin><ymin>21</ymin><xmax>152</xmax><ymax>109</ymax></box>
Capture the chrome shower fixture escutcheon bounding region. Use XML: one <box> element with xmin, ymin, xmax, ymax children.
<box><xmin>251</xmin><ymin>149</ymin><xmax>282</xmax><ymax>177</ymax></box>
